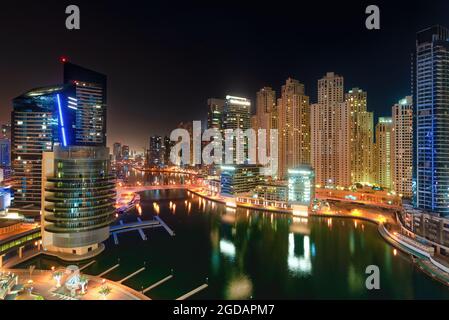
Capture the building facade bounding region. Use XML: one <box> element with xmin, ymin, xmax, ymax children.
<box><xmin>149</xmin><ymin>135</ymin><xmax>164</xmax><ymax>167</ymax></box>
<box><xmin>112</xmin><ymin>142</ymin><xmax>122</xmax><ymax>161</ymax></box>
<box><xmin>288</xmin><ymin>165</ymin><xmax>315</xmax><ymax>206</ymax></box>
<box><xmin>346</xmin><ymin>88</ymin><xmax>374</xmax><ymax>184</ymax></box>
<box><xmin>63</xmin><ymin>61</ymin><xmax>107</xmax><ymax>146</ymax></box>
<box><xmin>11</xmin><ymin>85</ymin><xmax>76</xmax><ymax>215</ymax></box>
<box><xmin>375</xmin><ymin>117</ymin><xmax>393</xmax><ymax>189</ymax></box>
<box><xmin>222</xmin><ymin>96</ymin><xmax>252</xmax><ymax>163</ymax></box>
<box><xmin>207</xmin><ymin>98</ymin><xmax>225</xmax><ymax>130</ymax></box>
<box><xmin>415</xmin><ymin>25</ymin><xmax>449</xmax><ymax>216</ymax></box>
<box><xmin>254</xmin><ymin>181</ymin><xmax>288</xmax><ymax>202</ymax></box>
<box><xmin>278</xmin><ymin>79</ymin><xmax>310</xmax><ymax>179</ymax></box>
<box><xmin>220</xmin><ymin>164</ymin><xmax>263</xmax><ymax>196</ymax></box>
<box><xmin>311</xmin><ymin>72</ymin><xmax>350</xmax><ymax>187</ymax></box>
<box><xmin>41</xmin><ymin>145</ymin><xmax>115</xmax><ymax>259</ymax></box>
<box><xmin>392</xmin><ymin>96</ymin><xmax>414</xmax><ymax>198</ymax></box>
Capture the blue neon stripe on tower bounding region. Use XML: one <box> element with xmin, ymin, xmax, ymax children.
<box><xmin>56</xmin><ymin>93</ymin><xmax>67</xmax><ymax>147</ymax></box>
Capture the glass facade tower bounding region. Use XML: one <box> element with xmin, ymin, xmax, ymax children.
<box><xmin>63</xmin><ymin>61</ymin><xmax>107</xmax><ymax>146</ymax></box>
<box><xmin>11</xmin><ymin>85</ymin><xmax>76</xmax><ymax>215</ymax></box>
<box><xmin>415</xmin><ymin>25</ymin><xmax>449</xmax><ymax>216</ymax></box>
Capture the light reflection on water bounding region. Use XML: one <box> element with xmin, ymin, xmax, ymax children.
<box><xmin>17</xmin><ymin>171</ymin><xmax>449</xmax><ymax>300</ymax></box>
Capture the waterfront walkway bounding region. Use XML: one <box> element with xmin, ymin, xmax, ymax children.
<box><xmin>188</xmin><ymin>187</ymin><xmax>449</xmax><ymax>287</ymax></box>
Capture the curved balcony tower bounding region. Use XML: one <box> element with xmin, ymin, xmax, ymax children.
<box><xmin>41</xmin><ymin>145</ymin><xmax>115</xmax><ymax>260</ymax></box>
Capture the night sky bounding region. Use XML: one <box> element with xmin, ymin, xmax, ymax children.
<box><xmin>1</xmin><ymin>0</ymin><xmax>449</xmax><ymax>151</ymax></box>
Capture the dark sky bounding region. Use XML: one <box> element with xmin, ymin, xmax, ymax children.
<box><xmin>1</xmin><ymin>0</ymin><xmax>449</xmax><ymax>151</ymax></box>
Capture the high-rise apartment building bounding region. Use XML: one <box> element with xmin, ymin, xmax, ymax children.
<box><xmin>375</xmin><ymin>117</ymin><xmax>393</xmax><ymax>189</ymax></box>
<box><xmin>222</xmin><ymin>96</ymin><xmax>251</xmax><ymax>163</ymax></box>
<box><xmin>392</xmin><ymin>96</ymin><xmax>413</xmax><ymax>198</ymax></box>
<box><xmin>41</xmin><ymin>145</ymin><xmax>115</xmax><ymax>259</ymax></box>
<box><xmin>346</xmin><ymin>88</ymin><xmax>374</xmax><ymax>184</ymax></box>
<box><xmin>415</xmin><ymin>25</ymin><xmax>449</xmax><ymax>216</ymax></box>
<box><xmin>278</xmin><ymin>79</ymin><xmax>310</xmax><ymax>179</ymax></box>
<box><xmin>63</xmin><ymin>61</ymin><xmax>107</xmax><ymax>146</ymax></box>
<box><xmin>255</xmin><ymin>87</ymin><xmax>276</xmax><ymax>132</ymax></box>
<box><xmin>11</xmin><ymin>85</ymin><xmax>77</xmax><ymax>215</ymax></box>
<box><xmin>311</xmin><ymin>72</ymin><xmax>350</xmax><ymax>187</ymax></box>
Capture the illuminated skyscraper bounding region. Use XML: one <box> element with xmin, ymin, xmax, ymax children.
<box><xmin>415</xmin><ymin>25</ymin><xmax>449</xmax><ymax>216</ymax></box>
<box><xmin>375</xmin><ymin>117</ymin><xmax>393</xmax><ymax>189</ymax></box>
<box><xmin>41</xmin><ymin>145</ymin><xmax>115</xmax><ymax>259</ymax></box>
<box><xmin>345</xmin><ymin>88</ymin><xmax>374</xmax><ymax>184</ymax></box>
<box><xmin>311</xmin><ymin>72</ymin><xmax>350</xmax><ymax>187</ymax></box>
<box><xmin>11</xmin><ymin>85</ymin><xmax>76</xmax><ymax>215</ymax></box>
<box><xmin>255</xmin><ymin>87</ymin><xmax>276</xmax><ymax>132</ymax></box>
<box><xmin>222</xmin><ymin>96</ymin><xmax>251</xmax><ymax>163</ymax></box>
<box><xmin>278</xmin><ymin>79</ymin><xmax>310</xmax><ymax>179</ymax></box>
<box><xmin>63</xmin><ymin>61</ymin><xmax>107</xmax><ymax>146</ymax></box>
<box><xmin>392</xmin><ymin>96</ymin><xmax>413</xmax><ymax>198</ymax></box>
<box><xmin>149</xmin><ymin>135</ymin><xmax>164</xmax><ymax>167</ymax></box>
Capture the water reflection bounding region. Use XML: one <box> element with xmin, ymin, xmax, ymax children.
<box><xmin>288</xmin><ymin>233</ymin><xmax>312</xmax><ymax>276</ymax></box>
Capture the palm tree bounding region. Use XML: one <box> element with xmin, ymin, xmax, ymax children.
<box><xmin>79</xmin><ymin>275</ymin><xmax>89</xmax><ymax>294</ymax></box>
<box><xmin>53</xmin><ymin>271</ymin><xmax>63</xmax><ymax>288</ymax></box>
<box><xmin>99</xmin><ymin>285</ymin><xmax>111</xmax><ymax>300</ymax></box>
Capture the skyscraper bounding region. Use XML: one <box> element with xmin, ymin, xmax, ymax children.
<box><xmin>278</xmin><ymin>79</ymin><xmax>310</xmax><ymax>179</ymax></box>
<box><xmin>222</xmin><ymin>95</ymin><xmax>251</xmax><ymax>163</ymax></box>
<box><xmin>311</xmin><ymin>72</ymin><xmax>350</xmax><ymax>187</ymax></box>
<box><xmin>392</xmin><ymin>96</ymin><xmax>413</xmax><ymax>198</ymax></box>
<box><xmin>207</xmin><ymin>98</ymin><xmax>225</xmax><ymax>130</ymax></box>
<box><xmin>346</xmin><ymin>88</ymin><xmax>374</xmax><ymax>184</ymax></box>
<box><xmin>415</xmin><ymin>25</ymin><xmax>449</xmax><ymax>216</ymax></box>
<box><xmin>375</xmin><ymin>117</ymin><xmax>393</xmax><ymax>189</ymax></box>
<box><xmin>63</xmin><ymin>61</ymin><xmax>107</xmax><ymax>146</ymax></box>
<box><xmin>41</xmin><ymin>145</ymin><xmax>115</xmax><ymax>259</ymax></box>
<box><xmin>255</xmin><ymin>87</ymin><xmax>276</xmax><ymax>132</ymax></box>
<box><xmin>112</xmin><ymin>142</ymin><xmax>122</xmax><ymax>161</ymax></box>
<box><xmin>149</xmin><ymin>135</ymin><xmax>164</xmax><ymax>167</ymax></box>
<box><xmin>11</xmin><ymin>85</ymin><xmax>76</xmax><ymax>215</ymax></box>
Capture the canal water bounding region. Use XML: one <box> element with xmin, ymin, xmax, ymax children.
<box><xmin>18</xmin><ymin>186</ymin><xmax>449</xmax><ymax>299</ymax></box>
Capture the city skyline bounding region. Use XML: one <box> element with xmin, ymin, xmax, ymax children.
<box><xmin>1</xmin><ymin>1</ymin><xmax>449</xmax><ymax>150</ymax></box>
<box><xmin>1</xmin><ymin>1</ymin><xmax>449</xmax><ymax>303</ymax></box>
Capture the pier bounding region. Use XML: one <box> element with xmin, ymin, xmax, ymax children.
<box><xmin>176</xmin><ymin>284</ymin><xmax>208</xmax><ymax>300</ymax></box>
<box><xmin>142</xmin><ymin>275</ymin><xmax>173</xmax><ymax>293</ymax></box>
<box><xmin>154</xmin><ymin>216</ymin><xmax>175</xmax><ymax>236</ymax></box>
<box><xmin>97</xmin><ymin>264</ymin><xmax>120</xmax><ymax>277</ymax></box>
<box><xmin>118</xmin><ymin>267</ymin><xmax>146</xmax><ymax>284</ymax></box>
<box><xmin>79</xmin><ymin>260</ymin><xmax>96</xmax><ymax>271</ymax></box>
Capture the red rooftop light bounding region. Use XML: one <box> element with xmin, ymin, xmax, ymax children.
<box><xmin>60</xmin><ymin>56</ymin><xmax>68</xmax><ymax>63</ymax></box>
